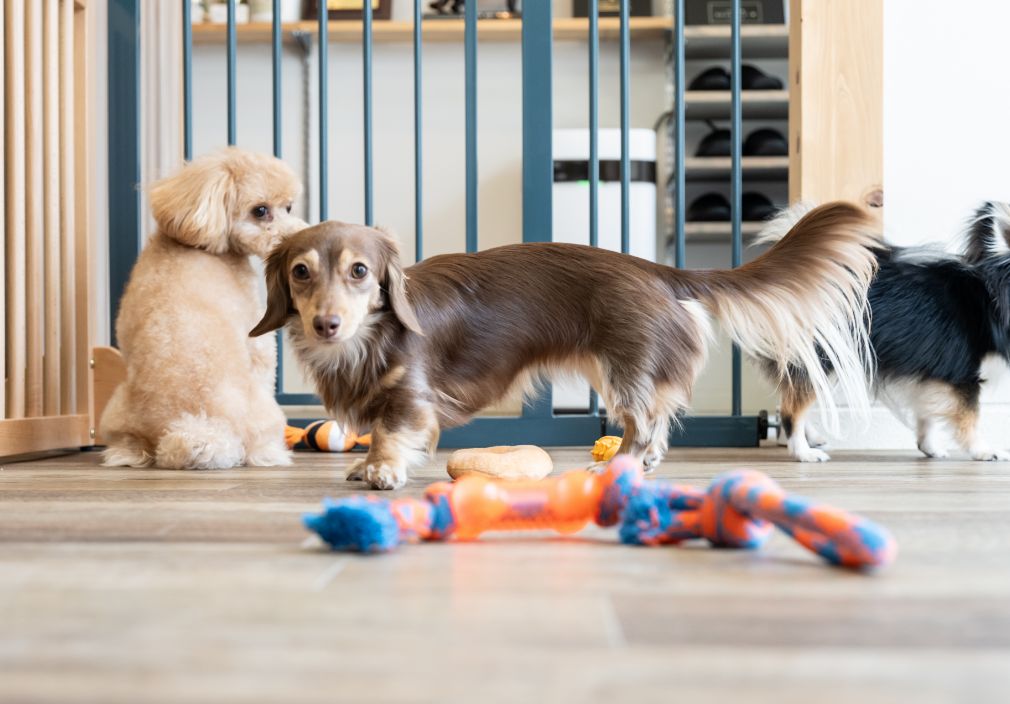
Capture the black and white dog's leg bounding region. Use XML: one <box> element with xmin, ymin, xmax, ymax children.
<box><xmin>781</xmin><ymin>381</ymin><xmax>829</xmax><ymax>462</ymax></box>
<box><xmin>945</xmin><ymin>385</ymin><xmax>1009</xmax><ymax>461</ymax></box>
<box><xmin>916</xmin><ymin>414</ymin><xmax>948</xmax><ymax>458</ymax></box>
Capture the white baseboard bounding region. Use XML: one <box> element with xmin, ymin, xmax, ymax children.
<box><xmin>801</xmin><ymin>404</ymin><xmax>1010</xmax><ymax>451</ymax></box>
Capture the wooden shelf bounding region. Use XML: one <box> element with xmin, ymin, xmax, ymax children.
<box><xmin>683</xmin><ymin>221</ymin><xmax>767</xmax><ymax>240</ymax></box>
<box><xmin>191</xmin><ymin>18</ymin><xmax>788</xmax><ymax>50</ymax></box>
<box><xmin>684</xmin><ymin>90</ymin><xmax>789</xmax><ymax>119</ymax></box>
<box><xmin>683</xmin><ymin>24</ymin><xmax>788</xmax><ymax>58</ymax></box>
<box><xmin>684</xmin><ymin>156</ymin><xmax>788</xmax><ymax>181</ymax></box>
<box><xmin>191</xmin><ymin>17</ymin><xmax>673</xmax><ymax>44</ymax></box>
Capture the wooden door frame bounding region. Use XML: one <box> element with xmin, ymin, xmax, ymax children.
<box><xmin>789</xmin><ymin>0</ymin><xmax>884</xmax><ymax>215</ymax></box>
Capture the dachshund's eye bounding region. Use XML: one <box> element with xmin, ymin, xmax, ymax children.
<box><xmin>351</xmin><ymin>263</ymin><xmax>368</xmax><ymax>280</ymax></box>
<box><xmin>252</xmin><ymin>205</ymin><xmax>269</xmax><ymax>219</ymax></box>
<box><xmin>285</xmin><ymin>204</ymin><xmax>292</xmax><ymax>214</ymax></box>
<box><xmin>292</xmin><ymin>263</ymin><xmax>310</xmax><ymax>281</ymax></box>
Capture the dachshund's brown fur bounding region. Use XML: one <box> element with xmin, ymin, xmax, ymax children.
<box><xmin>253</xmin><ymin>203</ymin><xmax>880</xmax><ymax>488</ymax></box>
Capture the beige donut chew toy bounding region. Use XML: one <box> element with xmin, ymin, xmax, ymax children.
<box><xmin>446</xmin><ymin>445</ymin><xmax>553</xmax><ymax>481</ymax></box>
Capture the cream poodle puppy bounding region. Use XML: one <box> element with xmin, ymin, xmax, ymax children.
<box><xmin>101</xmin><ymin>148</ymin><xmax>307</xmax><ymax>469</ymax></box>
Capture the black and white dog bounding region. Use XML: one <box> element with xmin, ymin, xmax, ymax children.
<box><xmin>765</xmin><ymin>201</ymin><xmax>1010</xmax><ymax>462</ymax></box>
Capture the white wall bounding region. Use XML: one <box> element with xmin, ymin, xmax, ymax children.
<box><xmin>883</xmin><ymin>2</ymin><xmax>1010</xmax><ymax>248</ymax></box>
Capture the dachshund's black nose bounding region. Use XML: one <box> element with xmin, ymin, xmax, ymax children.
<box><xmin>313</xmin><ymin>315</ymin><xmax>341</xmax><ymax>339</ymax></box>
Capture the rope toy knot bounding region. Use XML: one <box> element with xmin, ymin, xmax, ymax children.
<box><xmin>697</xmin><ymin>470</ymin><xmax>777</xmax><ymax>548</ymax></box>
<box><xmin>620</xmin><ymin>467</ymin><xmax>897</xmax><ymax>568</ymax></box>
<box><xmin>620</xmin><ymin>475</ymin><xmax>771</xmax><ymax>548</ymax></box>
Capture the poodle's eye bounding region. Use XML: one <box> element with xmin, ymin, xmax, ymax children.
<box><xmin>350</xmin><ymin>263</ymin><xmax>368</xmax><ymax>280</ymax></box>
<box><xmin>292</xmin><ymin>263</ymin><xmax>310</xmax><ymax>281</ymax></box>
<box><xmin>252</xmin><ymin>205</ymin><xmax>269</xmax><ymax>219</ymax></box>
<box><xmin>285</xmin><ymin>204</ymin><xmax>292</xmax><ymax>214</ymax></box>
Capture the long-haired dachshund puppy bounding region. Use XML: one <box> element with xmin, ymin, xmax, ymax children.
<box><xmin>768</xmin><ymin>201</ymin><xmax>1010</xmax><ymax>462</ymax></box>
<box><xmin>251</xmin><ymin>203</ymin><xmax>879</xmax><ymax>488</ymax></box>
<box><xmin>101</xmin><ymin>148</ymin><xmax>307</xmax><ymax>469</ymax></box>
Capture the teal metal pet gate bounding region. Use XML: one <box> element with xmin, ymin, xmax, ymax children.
<box><xmin>106</xmin><ymin>0</ymin><xmax>763</xmax><ymax>448</ymax></box>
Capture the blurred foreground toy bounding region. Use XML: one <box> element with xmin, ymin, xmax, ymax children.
<box><xmin>304</xmin><ymin>456</ymin><xmax>897</xmax><ymax>569</ymax></box>
<box><xmin>285</xmin><ymin>420</ymin><xmax>371</xmax><ymax>452</ymax></box>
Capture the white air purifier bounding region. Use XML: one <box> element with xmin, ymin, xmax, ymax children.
<box><xmin>551</xmin><ymin>128</ymin><xmax>658</xmax><ymax>411</ymax></box>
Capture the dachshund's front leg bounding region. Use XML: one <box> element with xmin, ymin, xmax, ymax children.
<box><xmin>359</xmin><ymin>427</ymin><xmax>410</xmax><ymax>490</ymax></box>
<box><xmin>359</xmin><ymin>395</ymin><xmax>438</xmax><ymax>490</ymax></box>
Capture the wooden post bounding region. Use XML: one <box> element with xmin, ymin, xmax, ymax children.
<box><xmin>44</xmin><ymin>0</ymin><xmax>62</xmax><ymax>416</ymax></box>
<box><xmin>74</xmin><ymin>0</ymin><xmax>94</xmax><ymax>433</ymax></box>
<box><xmin>25</xmin><ymin>0</ymin><xmax>44</xmax><ymax>416</ymax></box>
<box><xmin>60</xmin><ymin>0</ymin><xmax>77</xmax><ymax>415</ymax></box>
<box><xmin>789</xmin><ymin>0</ymin><xmax>884</xmax><ymax>215</ymax></box>
<box><xmin>5</xmin><ymin>0</ymin><xmax>27</xmax><ymax>419</ymax></box>
<box><xmin>0</xmin><ymin>0</ymin><xmax>6</xmax><ymax>419</ymax></box>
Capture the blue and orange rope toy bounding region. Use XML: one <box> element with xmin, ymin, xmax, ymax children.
<box><xmin>304</xmin><ymin>455</ymin><xmax>897</xmax><ymax>570</ymax></box>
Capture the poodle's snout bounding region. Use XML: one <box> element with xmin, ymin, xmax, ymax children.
<box><xmin>313</xmin><ymin>314</ymin><xmax>342</xmax><ymax>339</ymax></box>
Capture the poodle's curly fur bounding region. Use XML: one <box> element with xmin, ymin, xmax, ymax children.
<box><xmin>100</xmin><ymin>148</ymin><xmax>306</xmax><ymax>469</ymax></box>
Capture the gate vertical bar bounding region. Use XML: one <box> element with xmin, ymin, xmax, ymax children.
<box><xmin>318</xmin><ymin>3</ymin><xmax>328</xmax><ymax>220</ymax></box>
<box><xmin>25</xmin><ymin>0</ymin><xmax>43</xmax><ymax>416</ymax></box>
<box><xmin>520</xmin><ymin>0</ymin><xmax>553</xmax><ymax>420</ymax></box>
<box><xmin>413</xmin><ymin>0</ymin><xmax>423</xmax><ymax>261</ymax></box>
<box><xmin>673</xmin><ymin>0</ymin><xmax>686</xmax><ymax>268</ymax></box>
<box><xmin>730</xmin><ymin>0</ymin><xmax>743</xmax><ymax>415</ymax></box>
<box><xmin>271</xmin><ymin>0</ymin><xmax>283</xmax><ymax>395</ymax></box>
<box><xmin>618</xmin><ymin>0</ymin><xmax>630</xmax><ymax>254</ymax></box>
<box><xmin>58</xmin><ymin>0</ymin><xmax>75</xmax><ymax>414</ymax></box>
<box><xmin>226</xmin><ymin>0</ymin><xmax>236</xmax><ymax>145</ymax></box>
<box><xmin>464</xmin><ymin>0</ymin><xmax>477</xmax><ymax>253</ymax></box>
<box><xmin>182</xmin><ymin>0</ymin><xmax>192</xmax><ymax>160</ymax></box>
<box><xmin>272</xmin><ymin>0</ymin><xmax>281</xmax><ymax>157</ymax></box>
<box><xmin>43</xmin><ymin>0</ymin><xmax>60</xmax><ymax>415</ymax></box>
<box><xmin>107</xmin><ymin>0</ymin><xmax>141</xmax><ymax>345</ymax></box>
<box><xmin>588</xmin><ymin>0</ymin><xmax>600</xmax><ymax>416</ymax></box>
<box><xmin>5</xmin><ymin>0</ymin><xmax>26</xmax><ymax>417</ymax></box>
<box><xmin>363</xmin><ymin>0</ymin><xmax>374</xmax><ymax>225</ymax></box>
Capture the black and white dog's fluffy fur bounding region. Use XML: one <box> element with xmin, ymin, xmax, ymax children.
<box><xmin>766</xmin><ymin>201</ymin><xmax>1010</xmax><ymax>462</ymax></box>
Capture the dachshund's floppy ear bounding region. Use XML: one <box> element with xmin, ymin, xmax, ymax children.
<box><xmin>376</xmin><ymin>227</ymin><xmax>423</xmax><ymax>336</ymax></box>
<box><xmin>149</xmin><ymin>152</ymin><xmax>236</xmax><ymax>253</ymax></box>
<box><xmin>250</xmin><ymin>247</ymin><xmax>294</xmax><ymax>337</ymax></box>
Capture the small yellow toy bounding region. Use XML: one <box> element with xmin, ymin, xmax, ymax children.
<box><xmin>591</xmin><ymin>435</ymin><xmax>622</xmax><ymax>462</ymax></box>
<box><xmin>285</xmin><ymin>420</ymin><xmax>371</xmax><ymax>452</ymax></box>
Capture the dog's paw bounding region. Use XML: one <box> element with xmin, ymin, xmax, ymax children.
<box><xmin>366</xmin><ymin>463</ymin><xmax>407</xmax><ymax>490</ymax></box>
<box><xmin>918</xmin><ymin>443</ymin><xmax>949</xmax><ymax>459</ymax></box>
<box><xmin>793</xmin><ymin>447</ymin><xmax>830</xmax><ymax>463</ymax></box>
<box><xmin>971</xmin><ymin>448</ymin><xmax>1010</xmax><ymax>462</ymax></box>
<box><xmin>642</xmin><ymin>451</ymin><xmax>665</xmax><ymax>473</ymax></box>
<box><xmin>345</xmin><ymin>458</ymin><xmax>368</xmax><ymax>481</ymax></box>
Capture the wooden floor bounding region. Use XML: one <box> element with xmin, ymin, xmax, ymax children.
<box><xmin>2</xmin><ymin>447</ymin><xmax>1009</xmax><ymax>703</ymax></box>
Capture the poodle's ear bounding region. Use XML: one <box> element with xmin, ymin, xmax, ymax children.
<box><xmin>250</xmin><ymin>248</ymin><xmax>294</xmax><ymax>337</ymax></box>
<box><xmin>375</xmin><ymin>227</ymin><xmax>423</xmax><ymax>336</ymax></box>
<box><xmin>149</xmin><ymin>155</ymin><xmax>236</xmax><ymax>253</ymax></box>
